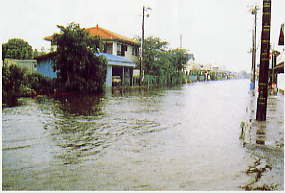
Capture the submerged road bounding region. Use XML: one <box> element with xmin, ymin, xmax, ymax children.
<box><xmin>2</xmin><ymin>79</ymin><xmax>284</xmax><ymax>190</ymax></box>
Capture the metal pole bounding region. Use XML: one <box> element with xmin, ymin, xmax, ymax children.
<box><xmin>251</xmin><ymin>28</ymin><xmax>255</xmax><ymax>89</ymax></box>
<box><xmin>271</xmin><ymin>51</ymin><xmax>274</xmax><ymax>87</ymax></box>
<box><xmin>250</xmin><ymin>6</ymin><xmax>257</xmax><ymax>91</ymax></box>
<box><xmin>256</xmin><ymin>0</ymin><xmax>272</xmax><ymax>121</ymax></box>
<box><xmin>122</xmin><ymin>66</ymin><xmax>125</xmax><ymax>85</ymax></box>
<box><xmin>139</xmin><ymin>6</ymin><xmax>145</xmax><ymax>86</ymax></box>
<box><xmin>253</xmin><ymin>8</ymin><xmax>257</xmax><ymax>90</ymax></box>
<box><xmin>271</xmin><ymin>51</ymin><xmax>277</xmax><ymax>87</ymax></box>
<box><xmin>180</xmin><ymin>34</ymin><xmax>182</xmax><ymax>49</ymax></box>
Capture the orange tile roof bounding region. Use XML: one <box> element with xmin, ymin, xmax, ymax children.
<box><xmin>44</xmin><ymin>35</ymin><xmax>56</xmax><ymax>41</ymax></box>
<box><xmin>44</xmin><ymin>24</ymin><xmax>139</xmax><ymax>45</ymax></box>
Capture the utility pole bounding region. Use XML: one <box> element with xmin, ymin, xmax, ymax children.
<box><xmin>271</xmin><ymin>50</ymin><xmax>275</xmax><ymax>88</ymax></box>
<box><xmin>250</xmin><ymin>6</ymin><xmax>258</xmax><ymax>91</ymax></box>
<box><xmin>180</xmin><ymin>34</ymin><xmax>182</xmax><ymax>49</ymax></box>
<box><xmin>139</xmin><ymin>6</ymin><xmax>145</xmax><ymax>85</ymax></box>
<box><xmin>271</xmin><ymin>50</ymin><xmax>279</xmax><ymax>89</ymax></box>
<box><xmin>256</xmin><ymin>0</ymin><xmax>272</xmax><ymax>121</ymax></box>
<box><xmin>139</xmin><ymin>6</ymin><xmax>151</xmax><ymax>85</ymax></box>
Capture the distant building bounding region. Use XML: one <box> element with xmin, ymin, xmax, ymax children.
<box><xmin>276</xmin><ymin>24</ymin><xmax>284</xmax><ymax>93</ymax></box>
<box><xmin>211</xmin><ymin>66</ymin><xmax>219</xmax><ymax>71</ymax></box>
<box><xmin>184</xmin><ymin>51</ymin><xmax>196</xmax><ymax>73</ymax></box>
<box><xmin>218</xmin><ymin>65</ymin><xmax>227</xmax><ymax>71</ymax></box>
<box><xmin>3</xmin><ymin>58</ymin><xmax>37</xmax><ymax>73</ymax></box>
<box><xmin>201</xmin><ymin>64</ymin><xmax>213</xmax><ymax>71</ymax></box>
<box><xmin>38</xmin><ymin>24</ymin><xmax>140</xmax><ymax>87</ymax></box>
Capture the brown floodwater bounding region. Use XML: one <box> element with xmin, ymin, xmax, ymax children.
<box><xmin>2</xmin><ymin>79</ymin><xmax>283</xmax><ymax>190</ymax></box>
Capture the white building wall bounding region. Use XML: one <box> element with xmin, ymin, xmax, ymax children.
<box><xmin>277</xmin><ymin>52</ymin><xmax>285</xmax><ymax>66</ymax></box>
<box><xmin>276</xmin><ymin>51</ymin><xmax>284</xmax><ymax>92</ymax></box>
<box><xmin>124</xmin><ymin>45</ymin><xmax>132</xmax><ymax>59</ymax></box>
<box><xmin>125</xmin><ymin>45</ymin><xmax>137</xmax><ymax>62</ymax></box>
<box><xmin>184</xmin><ymin>60</ymin><xmax>195</xmax><ymax>73</ymax></box>
<box><xmin>106</xmin><ymin>65</ymin><xmax>113</xmax><ymax>87</ymax></box>
<box><xmin>111</xmin><ymin>42</ymin><xmax>137</xmax><ymax>62</ymax></box>
<box><xmin>203</xmin><ymin>64</ymin><xmax>212</xmax><ymax>71</ymax></box>
<box><xmin>112</xmin><ymin>42</ymin><xmax>117</xmax><ymax>56</ymax></box>
<box><xmin>277</xmin><ymin>73</ymin><xmax>284</xmax><ymax>91</ymax></box>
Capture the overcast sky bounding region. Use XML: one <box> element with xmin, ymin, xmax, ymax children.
<box><xmin>1</xmin><ymin>0</ymin><xmax>284</xmax><ymax>72</ymax></box>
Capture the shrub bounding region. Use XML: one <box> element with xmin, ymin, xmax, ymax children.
<box><xmin>2</xmin><ymin>65</ymin><xmax>26</xmax><ymax>106</ymax></box>
<box><xmin>25</xmin><ymin>72</ymin><xmax>55</xmax><ymax>95</ymax></box>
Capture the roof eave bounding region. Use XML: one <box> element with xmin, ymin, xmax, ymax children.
<box><xmin>102</xmin><ymin>38</ymin><xmax>139</xmax><ymax>46</ymax></box>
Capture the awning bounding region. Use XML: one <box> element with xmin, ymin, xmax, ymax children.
<box><xmin>98</xmin><ymin>52</ymin><xmax>136</xmax><ymax>67</ymax></box>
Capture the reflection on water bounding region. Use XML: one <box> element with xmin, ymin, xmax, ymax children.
<box><xmin>2</xmin><ymin>80</ymin><xmax>283</xmax><ymax>190</ymax></box>
<box><xmin>55</xmin><ymin>94</ymin><xmax>104</xmax><ymax>116</ymax></box>
<box><xmin>256</xmin><ymin>122</ymin><xmax>266</xmax><ymax>145</ymax></box>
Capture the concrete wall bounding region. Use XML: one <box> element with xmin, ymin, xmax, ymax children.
<box><xmin>277</xmin><ymin>73</ymin><xmax>284</xmax><ymax>91</ymax></box>
<box><xmin>106</xmin><ymin>65</ymin><xmax>113</xmax><ymax>87</ymax></box>
<box><xmin>4</xmin><ymin>59</ymin><xmax>37</xmax><ymax>73</ymax></box>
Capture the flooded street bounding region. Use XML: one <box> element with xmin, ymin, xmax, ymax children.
<box><xmin>2</xmin><ymin>79</ymin><xmax>284</xmax><ymax>190</ymax></box>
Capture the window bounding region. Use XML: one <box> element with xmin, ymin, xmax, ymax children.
<box><xmin>117</xmin><ymin>43</ymin><xmax>127</xmax><ymax>56</ymax></box>
<box><xmin>122</xmin><ymin>44</ymin><xmax>127</xmax><ymax>55</ymax></box>
<box><xmin>103</xmin><ymin>42</ymin><xmax>113</xmax><ymax>54</ymax></box>
<box><xmin>117</xmin><ymin>43</ymin><xmax>122</xmax><ymax>56</ymax></box>
<box><xmin>132</xmin><ymin>46</ymin><xmax>139</xmax><ymax>56</ymax></box>
<box><xmin>132</xmin><ymin>47</ymin><xmax>135</xmax><ymax>55</ymax></box>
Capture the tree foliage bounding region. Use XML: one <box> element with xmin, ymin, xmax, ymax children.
<box><xmin>33</xmin><ymin>49</ymin><xmax>47</xmax><ymax>59</ymax></box>
<box><xmin>52</xmin><ymin>22</ymin><xmax>107</xmax><ymax>93</ymax></box>
<box><xmin>168</xmin><ymin>48</ymin><xmax>188</xmax><ymax>71</ymax></box>
<box><xmin>141</xmin><ymin>36</ymin><xmax>188</xmax><ymax>84</ymax></box>
<box><xmin>2</xmin><ymin>64</ymin><xmax>56</xmax><ymax>106</ymax></box>
<box><xmin>25</xmin><ymin>72</ymin><xmax>55</xmax><ymax>94</ymax></box>
<box><xmin>142</xmin><ymin>36</ymin><xmax>168</xmax><ymax>76</ymax></box>
<box><xmin>2</xmin><ymin>65</ymin><xmax>26</xmax><ymax>106</ymax></box>
<box><xmin>2</xmin><ymin>38</ymin><xmax>33</xmax><ymax>60</ymax></box>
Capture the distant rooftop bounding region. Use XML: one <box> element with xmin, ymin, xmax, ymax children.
<box><xmin>44</xmin><ymin>24</ymin><xmax>139</xmax><ymax>45</ymax></box>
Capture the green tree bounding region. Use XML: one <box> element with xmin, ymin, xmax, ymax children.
<box><xmin>2</xmin><ymin>65</ymin><xmax>26</xmax><ymax>106</ymax></box>
<box><xmin>33</xmin><ymin>48</ymin><xmax>47</xmax><ymax>59</ymax></box>
<box><xmin>141</xmin><ymin>36</ymin><xmax>188</xmax><ymax>85</ymax></box>
<box><xmin>52</xmin><ymin>22</ymin><xmax>107</xmax><ymax>93</ymax></box>
<box><xmin>33</xmin><ymin>49</ymin><xmax>39</xmax><ymax>58</ymax></box>
<box><xmin>142</xmin><ymin>36</ymin><xmax>168</xmax><ymax>76</ymax></box>
<box><xmin>168</xmin><ymin>48</ymin><xmax>188</xmax><ymax>71</ymax></box>
<box><xmin>2</xmin><ymin>38</ymin><xmax>33</xmax><ymax>60</ymax></box>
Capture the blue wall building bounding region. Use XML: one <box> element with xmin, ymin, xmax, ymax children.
<box><xmin>36</xmin><ymin>53</ymin><xmax>57</xmax><ymax>78</ymax></box>
<box><xmin>36</xmin><ymin>52</ymin><xmax>136</xmax><ymax>87</ymax></box>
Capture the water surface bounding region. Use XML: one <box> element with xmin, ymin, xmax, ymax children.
<box><xmin>2</xmin><ymin>79</ymin><xmax>283</xmax><ymax>190</ymax></box>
